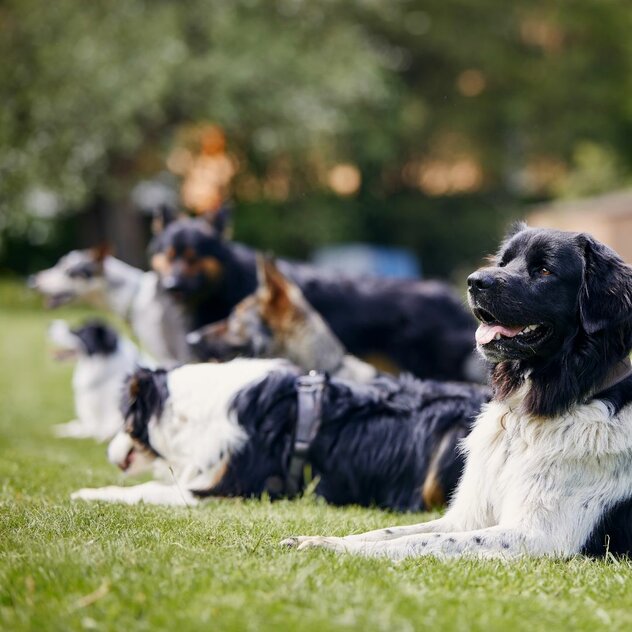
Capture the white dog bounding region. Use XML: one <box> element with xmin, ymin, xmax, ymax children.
<box><xmin>49</xmin><ymin>319</ymin><xmax>146</xmax><ymax>441</ymax></box>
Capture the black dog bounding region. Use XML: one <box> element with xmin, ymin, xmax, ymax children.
<box><xmin>72</xmin><ymin>358</ymin><xmax>491</xmax><ymax>510</ymax></box>
<box><xmin>150</xmin><ymin>214</ymin><xmax>481</xmax><ymax>381</ymax></box>
<box><xmin>281</xmin><ymin>225</ymin><xmax>632</xmax><ymax>560</ymax></box>
<box><xmin>468</xmin><ymin>222</ymin><xmax>632</xmax><ymax>417</ymax></box>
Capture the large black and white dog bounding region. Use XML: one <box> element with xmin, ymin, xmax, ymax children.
<box><xmin>71</xmin><ymin>359</ymin><xmax>490</xmax><ymax>509</ymax></box>
<box><xmin>150</xmin><ymin>215</ymin><xmax>482</xmax><ymax>381</ymax></box>
<box><xmin>284</xmin><ymin>225</ymin><xmax>632</xmax><ymax>559</ymax></box>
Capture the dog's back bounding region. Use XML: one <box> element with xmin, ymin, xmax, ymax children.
<box><xmin>154</xmin><ymin>217</ymin><xmax>480</xmax><ymax>381</ymax></box>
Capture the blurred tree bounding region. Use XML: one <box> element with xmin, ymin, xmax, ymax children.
<box><xmin>1</xmin><ymin>0</ymin><xmax>632</xmax><ymax>277</ymax></box>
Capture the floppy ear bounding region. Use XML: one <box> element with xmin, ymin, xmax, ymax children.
<box><xmin>94</xmin><ymin>323</ymin><xmax>118</xmax><ymax>353</ymax></box>
<box><xmin>578</xmin><ymin>234</ymin><xmax>632</xmax><ymax>334</ymax></box>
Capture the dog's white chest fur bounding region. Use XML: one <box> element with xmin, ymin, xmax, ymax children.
<box><xmin>455</xmin><ymin>388</ymin><xmax>632</xmax><ymax>549</ymax></box>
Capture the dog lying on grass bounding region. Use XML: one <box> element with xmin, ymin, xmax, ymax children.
<box><xmin>150</xmin><ymin>214</ymin><xmax>482</xmax><ymax>381</ymax></box>
<box><xmin>283</xmin><ymin>225</ymin><xmax>632</xmax><ymax>559</ymax></box>
<box><xmin>48</xmin><ymin>319</ymin><xmax>145</xmax><ymax>441</ymax></box>
<box><xmin>187</xmin><ymin>256</ymin><xmax>378</xmax><ymax>382</ymax></box>
<box><xmin>71</xmin><ymin>359</ymin><xmax>490</xmax><ymax>509</ymax></box>
<box><xmin>30</xmin><ymin>246</ymin><xmax>192</xmax><ymax>366</ymax></box>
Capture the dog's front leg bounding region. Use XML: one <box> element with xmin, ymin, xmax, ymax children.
<box><xmin>281</xmin><ymin>516</ymin><xmax>454</xmax><ymax>549</ymax></box>
<box><xmin>293</xmin><ymin>526</ymin><xmax>537</xmax><ymax>560</ymax></box>
<box><xmin>71</xmin><ymin>481</ymin><xmax>198</xmax><ymax>506</ymax></box>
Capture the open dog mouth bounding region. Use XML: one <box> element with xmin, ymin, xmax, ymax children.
<box><xmin>118</xmin><ymin>448</ymin><xmax>135</xmax><ymax>471</ymax></box>
<box><xmin>51</xmin><ymin>347</ymin><xmax>78</xmax><ymax>362</ymax></box>
<box><xmin>473</xmin><ymin>308</ymin><xmax>550</xmax><ymax>347</ymax></box>
<box><xmin>45</xmin><ymin>292</ymin><xmax>75</xmax><ymax>308</ymax></box>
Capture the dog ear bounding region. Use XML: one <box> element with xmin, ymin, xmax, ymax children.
<box><xmin>202</xmin><ymin>205</ymin><xmax>232</xmax><ymax>239</ymax></box>
<box><xmin>259</xmin><ymin>255</ymin><xmax>295</xmax><ymax>322</ymax></box>
<box><xmin>151</xmin><ymin>204</ymin><xmax>179</xmax><ymax>236</ymax></box>
<box><xmin>505</xmin><ymin>220</ymin><xmax>528</xmax><ymax>238</ymax></box>
<box><xmin>94</xmin><ymin>322</ymin><xmax>118</xmax><ymax>353</ymax></box>
<box><xmin>91</xmin><ymin>243</ymin><xmax>111</xmax><ymax>265</ymax></box>
<box><xmin>578</xmin><ymin>234</ymin><xmax>632</xmax><ymax>334</ymax></box>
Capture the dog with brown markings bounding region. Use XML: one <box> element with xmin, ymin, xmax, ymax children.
<box><xmin>71</xmin><ymin>358</ymin><xmax>491</xmax><ymax>510</ymax></box>
<box><xmin>187</xmin><ymin>256</ymin><xmax>378</xmax><ymax>382</ymax></box>
<box><xmin>149</xmin><ymin>213</ymin><xmax>483</xmax><ymax>382</ymax></box>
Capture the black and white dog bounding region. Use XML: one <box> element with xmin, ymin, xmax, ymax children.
<box><xmin>49</xmin><ymin>319</ymin><xmax>146</xmax><ymax>441</ymax></box>
<box><xmin>284</xmin><ymin>225</ymin><xmax>632</xmax><ymax>559</ymax></box>
<box><xmin>31</xmin><ymin>247</ymin><xmax>192</xmax><ymax>366</ymax></box>
<box><xmin>150</xmin><ymin>215</ymin><xmax>482</xmax><ymax>381</ymax></box>
<box><xmin>71</xmin><ymin>359</ymin><xmax>490</xmax><ymax>509</ymax></box>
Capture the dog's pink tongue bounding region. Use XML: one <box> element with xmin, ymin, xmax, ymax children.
<box><xmin>476</xmin><ymin>323</ymin><xmax>523</xmax><ymax>345</ymax></box>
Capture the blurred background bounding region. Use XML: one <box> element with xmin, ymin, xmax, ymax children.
<box><xmin>2</xmin><ymin>0</ymin><xmax>632</xmax><ymax>282</ymax></box>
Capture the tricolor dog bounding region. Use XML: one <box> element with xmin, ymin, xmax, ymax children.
<box><xmin>30</xmin><ymin>247</ymin><xmax>192</xmax><ymax>366</ymax></box>
<box><xmin>187</xmin><ymin>256</ymin><xmax>378</xmax><ymax>382</ymax></box>
<box><xmin>150</xmin><ymin>214</ymin><xmax>482</xmax><ymax>381</ymax></box>
<box><xmin>49</xmin><ymin>319</ymin><xmax>144</xmax><ymax>441</ymax></box>
<box><xmin>284</xmin><ymin>226</ymin><xmax>632</xmax><ymax>559</ymax></box>
<box><xmin>71</xmin><ymin>359</ymin><xmax>489</xmax><ymax>509</ymax></box>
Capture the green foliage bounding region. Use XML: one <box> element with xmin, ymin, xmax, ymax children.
<box><xmin>4</xmin><ymin>286</ymin><xmax>632</xmax><ymax>631</ymax></box>
<box><xmin>2</xmin><ymin>0</ymin><xmax>632</xmax><ymax>271</ymax></box>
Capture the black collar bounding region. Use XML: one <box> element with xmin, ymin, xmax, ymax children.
<box><xmin>284</xmin><ymin>371</ymin><xmax>326</xmax><ymax>497</ymax></box>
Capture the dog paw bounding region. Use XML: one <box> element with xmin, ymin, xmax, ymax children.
<box><xmin>280</xmin><ymin>536</ymin><xmax>314</xmax><ymax>548</ymax></box>
<box><xmin>295</xmin><ymin>536</ymin><xmax>347</xmax><ymax>552</ymax></box>
<box><xmin>54</xmin><ymin>421</ymin><xmax>87</xmax><ymax>438</ymax></box>
<box><xmin>71</xmin><ymin>487</ymin><xmax>115</xmax><ymax>502</ymax></box>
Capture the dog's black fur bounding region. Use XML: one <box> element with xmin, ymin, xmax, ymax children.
<box><xmin>121</xmin><ymin>368</ymin><xmax>169</xmax><ymax>455</ymax></box>
<box><xmin>73</xmin><ymin>321</ymin><xmax>119</xmax><ymax>356</ymax></box>
<box><xmin>150</xmin><ymin>216</ymin><xmax>478</xmax><ymax>381</ymax></box>
<box><xmin>468</xmin><ymin>223</ymin><xmax>632</xmax><ymax>417</ymax></box>
<box><xmin>468</xmin><ymin>225</ymin><xmax>632</xmax><ymax>557</ymax></box>
<box><xmin>124</xmin><ymin>367</ymin><xmax>491</xmax><ymax>510</ymax></box>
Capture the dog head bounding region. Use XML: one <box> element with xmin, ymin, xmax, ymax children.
<box><xmin>29</xmin><ymin>246</ymin><xmax>109</xmax><ymax>308</ymax></box>
<box><xmin>468</xmin><ymin>224</ymin><xmax>632</xmax><ymax>415</ymax></box>
<box><xmin>149</xmin><ymin>209</ymin><xmax>231</xmax><ymax>300</ymax></box>
<box><xmin>187</xmin><ymin>255</ymin><xmax>345</xmax><ymax>371</ymax></box>
<box><xmin>108</xmin><ymin>368</ymin><xmax>169</xmax><ymax>476</ymax></box>
<box><xmin>48</xmin><ymin>319</ymin><xmax>119</xmax><ymax>362</ymax></box>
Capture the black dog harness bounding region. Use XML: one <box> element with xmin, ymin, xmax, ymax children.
<box><xmin>284</xmin><ymin>371</ymin><xmax>327</xmax><ymax>497</ymax></box>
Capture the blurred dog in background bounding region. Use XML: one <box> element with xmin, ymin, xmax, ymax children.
<box><xmin>49</xmin><ymin>319</ymin><xmax>146</xmax><ymax>441</ymax></box>
<box><xmin>31</xmin><ymin>246</ymin><xmax>192</xmax><ymax>367</ymax></box>
<box><xmin>150</xmin><ymin>213</ymin><xmax>483</xmax><ymax>382</ymax></box>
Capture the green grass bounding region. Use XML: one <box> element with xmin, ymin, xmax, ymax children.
<box><xmin>2</xmin><ymin>281</ymin><xmax>632</xmax><ymax>631</ymax></box>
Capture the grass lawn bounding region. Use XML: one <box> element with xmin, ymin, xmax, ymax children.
<box><xmin>2</xmin><ymin>280</ymin><xmax>632</xmax><ymax>631</ymax></box>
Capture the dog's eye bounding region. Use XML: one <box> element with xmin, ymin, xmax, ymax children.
<box><xmin>538</xmin><ymin>267</ymin><xmax>552</xmax><ymax>276</ymax></box>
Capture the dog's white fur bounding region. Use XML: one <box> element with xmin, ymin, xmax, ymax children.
<box><xmin>49</xmin><ymin>320</ymin><xmax>145</xmax><ymax>441</ymax></box>
<box><xmin>34</xmin><ymin>251</ymin><xmax>191</xmax><ymax>366</ymax></box>
<box><xmin>71</xmin><ymin>358</ymin><xmax>287</xmax><ymax>505</ymax></box>
<box><xmin>284</xmin><ymin>383</ymin><xmax>632</xmax><ymax>559</ymax></box>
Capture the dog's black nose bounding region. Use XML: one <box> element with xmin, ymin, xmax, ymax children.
<box><xmin>467</xmin><ymin>271</ymin><xmax>496</xmax><ymax>291</ymax></box>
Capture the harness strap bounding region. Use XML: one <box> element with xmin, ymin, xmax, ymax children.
<box><xmin>284</xmin><ymin>371</ymin><xmax>326</xmax><ymax>497</ymax></box>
